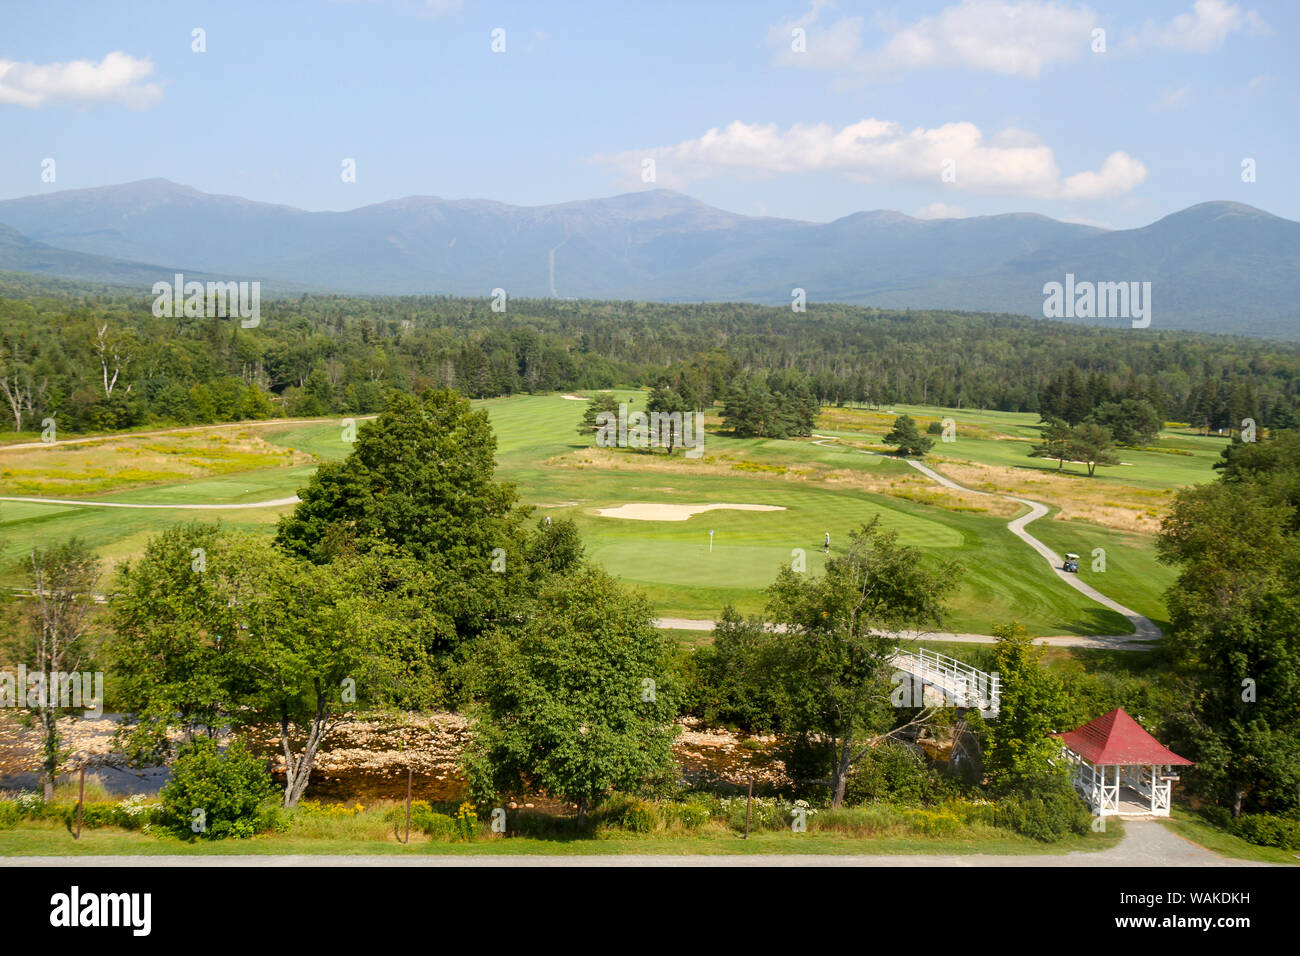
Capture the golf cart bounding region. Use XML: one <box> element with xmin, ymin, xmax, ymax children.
<box><xmin>1063</xmin><ymin>552</ymin><xmax>1080</xmax><ymax>573</ymax></box>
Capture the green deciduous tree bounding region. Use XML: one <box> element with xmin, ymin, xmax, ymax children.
<box><xmin>985</xmin><ymin>623</ymin><xmax>1068</xmax><ymax>785</ymax></box>
<box><xmin>108</xmin><ymin>523</ymin><xmax>247</xmax><ymax>763</ymax></box>
<box><xmin>111</xmin><ymin>526</ymin><xmax>432</xmax><ymax>806</ymax></box>
<box><xmin>760</xmin><ymin>518</ymin><xmax>960</xmax><ymax>806</ymax></box>
<box><xmin>463</xmin><ymin>565</ymin><xmax>678</xmax><ymax>826</ymax></box>
<box><xmin>1157</xmin><ymin>433</ymin><xmax>1300</xmax><ymax>816</ymax></box>
<box><xmin>276</xmin><ymin>388</ymin><xmax>526</xmax><ymax>565</ymax></box>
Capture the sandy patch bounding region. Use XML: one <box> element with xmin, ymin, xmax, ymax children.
<box><xmin>560</xmin><ymin>394</ymin><xmax>587</xmax><ymax>401</ymax></box>
<box><xmin>594</xmin><ymin>502</ymin><xmax>787</xmax><ymax>521</ymax></box>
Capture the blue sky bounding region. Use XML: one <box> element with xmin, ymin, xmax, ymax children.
<box><xmin>1</xmin><ymin>0</ymin><xmax>1295</xmax><ymax>228</ymax></box>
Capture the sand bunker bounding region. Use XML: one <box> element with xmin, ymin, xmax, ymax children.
<box><xmin>560</xmin><ymin>394</ymin><xmax>587</xmax><ymax>401</ymax></box>
<box><xmin>594</xmin><ymin>502</ymin><xmax>787</xmax><ymax>522</ymax></box>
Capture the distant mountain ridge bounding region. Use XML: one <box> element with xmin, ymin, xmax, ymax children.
<box><xmin>0</xmin><ymin>180</ymin><xmax>1296</xmax><ymax>337</ymax></box>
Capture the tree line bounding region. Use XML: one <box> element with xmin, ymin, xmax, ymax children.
<box><xmin>2</xmin><ymin>282</ymin><xmax>1297</xmax><ymax>434</ymax></box>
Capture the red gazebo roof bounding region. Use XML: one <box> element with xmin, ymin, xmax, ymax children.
<box><xmin>1053</xmin><ymin>708</ymin><xmax>1193</xmax><ymax>766</ymax></box>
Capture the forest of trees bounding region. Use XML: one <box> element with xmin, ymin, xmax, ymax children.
<box><xmin>2</xmin><ymin>278</ymin><xmax>1297</xmax><ymax>435</ymax></box>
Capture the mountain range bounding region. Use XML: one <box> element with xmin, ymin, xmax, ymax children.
<box><xmin>0</xmin><ymin>179</ymin><xmax>1296</xmax><ymax>337</ymax></box>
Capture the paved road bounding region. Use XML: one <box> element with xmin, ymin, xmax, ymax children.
<box><xmin>0</xmin><ymin>495</ymin><xmax>301</xmax><ymax>510</ymax></box>
<box><xmin>654</xmin><ymin>616</ymin><xmax>1148</xmax><ymax>649</ymax></box>
<box><xmin>0</xmin><ymin>822</ymin><xmax>1264</xmax><ymax>867</ymax></box>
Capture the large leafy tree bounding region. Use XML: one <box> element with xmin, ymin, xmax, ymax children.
<box><xmin>109</xmin><ymin>523</ymin><xmax>251</xmax><ymax>762</ymax></box>
<box><xmin>985</xmin><ymin>623</ymin><xmax>1068</xmax><ymax>784</ymax></box>
<box><xmin>276</xmin><ymin>388</ymin><xmax>538</xmax><ymax>661</ymax></box>
<box><xmin>111</xmin><ymin>527</ymin><xmax>431</xmax><ymax>805</ymax></box>
<box><xmin>277</xmin><ymin>388</ymin><xmax>525</xmax><ymax>565</ymax></box>
<box><xmin>1157</xmin><ymin>432</ymin><xmax>1300</xmax><ymax>816</ymax></box>
<box><xmin>222</xmin><ymin>545</ymin><xmax>414</xmax><ymax>807</ymax></box>
<box><xmin>463</xmin><ymin>565</ymin><xmax>678</xmax><ymax>826</ymax></box>
<box><xmin>761</xmin><ymin>518</ymin><xmax>960</xmax><ymax>806</ymax></box>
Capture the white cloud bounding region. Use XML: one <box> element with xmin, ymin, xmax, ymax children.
<box><xmin>594</xmin><ymin>119</ymin><xmax>1146</xmax><ymax>200</ymax></box>
<box><xmin>1127</xmin><ymin>0</ymin><xmax>1268</xmax><ymax>53</ymax></box>
<box><xmin>916</xmin><ymin>202</ymin><xmax>967</xmax><ymax>219</ymax></box>
<box><xmin>1152</xmin><ymin>84</ymin><xmax>1191</xmax><ymax>110</ymax></box>
<box><xmin>1059</xmin><ymin>151</ymin><xmax>1147</xmax><ymax>199</ymax></box>
<box><xmin>770</xmin><ymin>0</ymin><xmax>1097</xmax><ymax>79</ymax></box>
<box><xmin>0</xmin><ymin>51</ymin><xmax>162</xmax><ymax>109</ymax></box>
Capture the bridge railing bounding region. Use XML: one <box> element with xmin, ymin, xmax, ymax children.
<box><xmin>891</xmin><ymin>646</ymin><xmax>1000</xmax><ymax>715</ymax></box>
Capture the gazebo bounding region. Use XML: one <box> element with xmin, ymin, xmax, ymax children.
<box><xmin>1053</xmin><ymin>708</ymin><xmax>1193</xmax><ymax>818</ymax></box>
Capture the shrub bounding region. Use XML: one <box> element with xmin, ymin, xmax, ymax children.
<box><xmin>1228</xmin><ymin>812</ymin><xmax>1300</xmax><ymax>850</ymax></box>
<box><xmin>844</xmin><ymin>742</ymin><xmax>954</xmax><ymax>806</ymax></box>
<box><xmin>0</xmin><ymin>802</ymin><xmax>20</xmax><ymax>829</ymax></box>
<box><xmin>384</xmin><ymin>800</ymin><xmax>457</xmax><ymax>840</ymax></box>
<box><xmin>0</xmin><ymin>792</ymin><xmax>52</xmax><ymax>823</ymax></box>
<box><xmin>902</xmin><ymin>808</ymin><xmax>962</xmax><ymax>837</ymax></box>
<box><xmin>994</xmin><ymin>774</ymin><xmax>1092</xmax><ymax>842</ymax></box>
<box><xmin>159</xmin><ymin>738</ymin><xmax>277</xmax><ymax>839</ymax></box>
<box><xmin>662</xmin><ymin>800</ymin><xmax>712</xmax><ymax>831</ymax></box>
<box><xmin>716</xmin><ymin>794</ymin><xmax>814</xmax><ymax>832</ymax></box>
<box><xmin>594</xmin><ymin>793</ymin><xmax>658</xmax><ymax>833</ymax></box>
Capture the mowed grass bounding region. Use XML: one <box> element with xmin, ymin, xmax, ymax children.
<box><xmin>0</xmin><ymin>393</ymin><xmax>1220</xmax><ymax>635</ymax></box>
<box><xmin>0</xmin><ymin>816</ymin><xmax>1122</xmax><ymax>858</ymax></box>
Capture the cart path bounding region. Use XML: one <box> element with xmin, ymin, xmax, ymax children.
<box><xmin>656</xmin><ymin>437</ymin><xmax>1162</xmax><ymax>650</ymax></box>
<box><xmin>0</xmin><ymin>822</ymin><xmax>1264</xmax><ymax>867</ymax></box>
<box><xmin>653</xmin><ymin>617</ymin><xmax>1149</xmax><ymax>649</ymax></box>
<box><xmin>893</xmin><ymin>453</ymin><xmax>1161</xmax><ymax>643</ymax></box>
<box><xmin>0</xmin><ymin>495</ymin><xmax>300</xmax><ymax>510</ymax></box>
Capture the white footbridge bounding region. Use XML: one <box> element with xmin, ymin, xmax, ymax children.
<box><xmin>889</xmin><ymin>647</ymin><xmax>1000</xmax><ymax>717</ymax></box>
